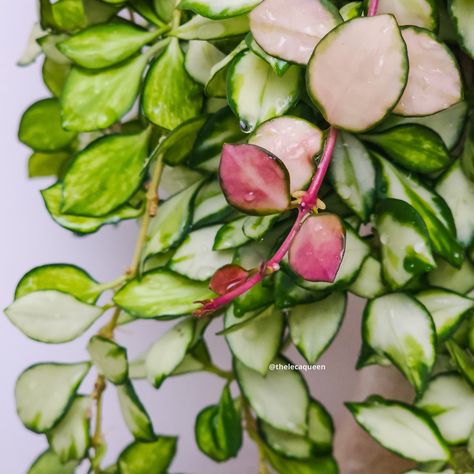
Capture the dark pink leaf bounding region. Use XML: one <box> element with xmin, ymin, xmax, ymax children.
<box><xmin>289</xmin><ymin>214</ymin><xmax>345</xmax><ymax>282</ymax></box>
<box><xmin>219</xmin><ymin>144</ymin><xmax>291</xmax><ymax>215</ymax></box>
<box><xmin>209</xmin><ymin>264</ymin><xmax>250</xmax><ymax>296</ymax></box>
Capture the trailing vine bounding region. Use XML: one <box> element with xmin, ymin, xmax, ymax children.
<box><xmin>9</xmin><ymin>0</ymin><xmax>474</xmax><ymax>473</ymax></box>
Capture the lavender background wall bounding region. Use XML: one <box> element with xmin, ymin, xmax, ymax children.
<box><xmin>0</xmin><ymin>3</ymin><xmax>364</xmax><ymax>472</ymax></box>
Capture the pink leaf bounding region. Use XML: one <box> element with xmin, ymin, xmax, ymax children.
<box><xmin>249</xmin><ymin>117</ymin><xmax>323</xmax><ymax>193</ymax></box>
<box><xmin>219</xmin><ymin>144</ymin><xmax>291</xmax><ymax>215</ymax></box>
<box><xmin>289</xmin><ymin>214</ymin><xmax>345</xmax><ymax>282</ymax></box>
<box><xmin>209</xmin><ymin>264</ymin><xmax>250</xmax><ymax>296</ymax></box>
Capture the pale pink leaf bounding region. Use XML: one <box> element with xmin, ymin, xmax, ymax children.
<box><xmin>289</xmin><ymin>214</ymin><xmax>345</xmax><ymax>282</ymax></box>
<box><xmin>394</xmin><ymin>27</ymin><xmax>462</xmax><ymax>116</ymax></box>
<box><xmin>249</xmin><ymin>117</ymin><xmax>323</xmax><ymax>193</ymax></box>
<box><xmin>250</xmin><ymin>0</ymin><xmax>342</xmax><ymax>65</ymax></box>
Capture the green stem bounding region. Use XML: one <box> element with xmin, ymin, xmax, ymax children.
<box><xmin>128</xmin><ymin>147</ymin><xmax>165</xmax><ymax>278</ymax></box>
<box><xmin>204</xmin><ymin>363</ymin><xmax>234</xmax><ymax>381</ymax></box>
<box><xmin>90</xmin><ymin>146</ymin><xmax>166</xmax><ymax>472</ymax></box>
<box><xmin>94</xmin><ymin>275</ymin><xmax>128</xmax><ymax>294</ymax></box>
<box><xmin>243</xmin><ymin>402</ymin><xmax>269</xmax><ymax>474</ymax></box>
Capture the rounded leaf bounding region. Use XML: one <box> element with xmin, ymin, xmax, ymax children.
<box><xmin>307</xmin><ymin>15</ymin><xmax>408</xmax><ymax>132</ymax></box>
<box><xmin>289</xmin><ymin>214</ymin><xmax>345</xmax><ymax>282</ymax></box>
<box><xmin>209</xmin><ymin>264</ymin><xmax>250</xmax><ymax>295</ymax></box>
<box><xmin>394</xmin><ymin>27</ymin><xmax>462</xmax><ymax>116</ymax></box>
<box><xmin>249</xmin><ymin>116</ymin><xmax>323</xmax><ymax>193</ymax></box>
<box><xmin>249</xmin><ymin>0</ymin><xmax>342</xmax><ymax>64</ymax></box>
<box><xmin>219</xmin><ymin>144</ymin><xmax>291</xmax><ymax>215</ymax></box>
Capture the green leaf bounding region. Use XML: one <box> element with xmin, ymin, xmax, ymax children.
<box><xmin>214</xmin><ymin>217</ymin><xmax>250</xmax><ymax>250</ymax></box>
<box><xmin>329</xmin><ymin>131</ymin><xmax>375</xmax><ymax>221</ymax></box>
<box><xmin>113</xmin><ymin>269</ymin><xmax>214</xmax><ymax>318</ymax></box>
<box><xmin>169</xmin><ymin>225</ymin><xmax>234</xmax><ymax>281</ymax></box>
<box><xmin>145</xmin><ymin>318</ymin><xmax>195</xmax><ymax>387</ymax></box>
<box><xmin>41</xmin><ymin>183</ymin><xmax>144</xmax><ymax>234</ymax></box>
<box><xmin>436</xmin><ymin>161</ymin><xmax>474</xmax><ymax>248</ymax></box>
<box><xmin>160</xmin><ymin>116</ymin><xmax>207</xmax><ymax>166</ymax></box>
<box><xmin>19</xmin><ymin>98</ymin><xmax>76</xmax><ymax>152</ymax></box>
<box><xmin>234</xmin><ymin>280</ymin><xmax>274</xmax><ymax>316</ymax></box>
<box><xmin>28</xmin><ymin>151</ymin><xmax>70</xmax><ymax>178</ymax></box>
<box><xmin>185</xmin><ymin>40</ymin><xmax>226</xmax><ymax>85</ymax></box>
<box><xmin>416</xmin><ymin>289</ymin><xmax>474</xmax><ymax>341</ymax></box>
<box><xmin>62</xmin><ymin>129</ymin><xmax>150</xmax><ymax>217</ymax></box>
<box><xmin>461</xmin><ymin>118</ymin><xmax>474</xmax><ymax>180</ymax></box>
<box><xmin>227</xmin><ymin>50</ymin><xmax>302</xmax><ymax>133</ymax></box>
<box><xmin>264</xmin><ymin>447</ymin><xmax>338</xmax><ymax>474</ymax></box>
<box><xmin>42</xmin><ymin>57</ymin><xmax>71</xmax><ymax>97</ymax></box>
<box><xmin>143</xmin><ymin>38</ymin><xmax>203</xmax><ymax>130</ymax></box>
<box><xmin>446</xmin><ymin>340</ymin><xmax>474</xmax><ymax>388</ymax></box>
<box><xmin>376</xmin><ymin>153</ymin><xmax>462</xmax><ymax>267</ymax></box>
<box><xmin>61</xmin><ymin>54</ymin><xmax>148</xmax><ymax>132</ymax></box>
<box><xmin>180</xmin><ymin>0</ymin><xmax>260</xmax><ymax>19</ymax></box>
<box><xmin>18</xmin><ymin>22</ymin><xmax>45</xmax><ymax>67</ymax></box>
<box><xmin>362</xmin><ymin>124</ymin><xmax>450</xmax><ymax>174</ymax></box>
<box><xmin>15</xmin><ymin>263</ymin><xmax>100</xmax><ymax>303</ymax></box>
<box><xmin>417</xmin><ymin>373</ymin><xmax>474</xmax><ymax>444</ymax></box>
<box><xmin>448</xmin><ymin>0</ymin><xmax>474</xmax><ymax>59</ymax></box>
<box><xmin>40</xmin><ymin>0</ymin><xmax>87</xmax><ymax>32</ymax></box>
<box><xmin>363</xmin><ymin>293</ymin><xmax>436</xmax><ymax>394</ymax></box>
<box><xmin>289</xmin><ymin>293</ymin><xmax>346</xmax><ymax>365</ymax></box>
<box><xmin>117</xmin><ymin>382</ymin><xmax>155</xmax><ymax>441</ymax></box>
<box><xmin>347</xmin><ymin>397</ymin><xmax>450</xmax><ymax>462</ymax></box>
<box><xmin>245</xmin><ymin>34</ymin><xmax>290</xmax><ymax>76</ymax></box>
<box><xmin>375</xmin><ymin>198</ymin><xmax>435</xmax><ymax>289</ymax></box>
<box><xmin>205</xmin><ymin>41</ymin><xmax>247</xmax><ymax>98</ymax></box>
<box><xmin>15</xmin><ymin>362</ymin><xmax>90</xmax><ymax>433</ymax></box>
<box><xmin>117</xmin><ymin>437</ymin><xmax>177</xmax><ymax>474</ymax></box>
<box><xmin>235</xmin><ymin>357</ymin><xmax>309</xmax><ymax>435</ymax></box>
<box><xmin>259</xmin><ymin>399</ymin><xmax>334</xmax><ymax>459</ymax></box>
<box><xmin>47</xmin><ymin>396</ymin><xmax>92</xmax><ymax>463</ymax></box>
<box><xmin>28</xmin><ymin>450</ymin><xmax>76</xmax><ymax>474</ymax></box>
<box><xmin>428</xmin><ymin>257</ymin><xmax>474</xmax><ymax>294</ymax></box>
<box><xmin>195</xmin><ymin>385</ymin><xmax>242</xmax><ymax>461</ymax></box>
<box><xmin>143</xmin><ymin>181</ymin><xmax>202</xmax><ymax>261</ymax></box>
<box><xmin>87</xmin><ymin>335</ymin><xmax>128</xmax><ymax>384</ymax></box>
<box><xmin>192</xmin><ymin>180</ymin><xmax>234</xmax><ymax>227</ymax></box>
<box><xmin>349</xmin><ymin>256</ymin><xmax>387</xmax><ymax>299</ymax></box>
<box><xmin>171</xmin><ymin>14</ymin><xmax>249</xmax><ymax>40</ymax></box>
<box><xmin>189</xmin><ymin>107</ymin><xmax>245</xmax><ymax>171</ymax></box>
<box><xmin>130</xmin><ymin>0</ymin><xmax>167</xmax><ymax>26</ymax></box>
<box><xmin>58</xmin><ymin>22</ymin><xmax>161</xmax><ymax>69</ymax></box>
<box><xmin>154</xmin><ymin>0</ymin><xmax>175</xmax><ymax>23</ymax></box>
<box><xmin>5</xmin><ymin>290</ymin><xmax>103</xmax><ymax>344</ymax></box>
<box><xmin>215</xmin><ymin>385</ymin><xmax>242</xmax><ymax>456</ymax></box>
<box><xmin>274</xmin><ymin>272</ymin><xmax>328</xmax><ymax>309</ymax></box>
<box><xmin>195</xmin><ymin>406</ymin><xmax>227</xmax><ymax>461</ymax></box>
<box><xmin>225</xmin><ymin>306</ymin><xmax>284</xmax><ymax>374</ymax></box>
<box><xmin>376</xmin><ymin>101</ymin><xmax>468</xmax><ymax>150</ymax></box>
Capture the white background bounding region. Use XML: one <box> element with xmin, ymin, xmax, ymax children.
<box><xmin>0</xmin><ymin>2</ymin><xmax>364</xmax><ymax>472</ymax></box>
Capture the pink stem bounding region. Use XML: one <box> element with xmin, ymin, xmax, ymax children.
<box><xmin>367</xmin><ymin>0</ymin><xmax>379</xmax><ymax>17</ymax></box>
<box><xmin>196</xmin><ymin>0</ymin><xmax>380</xmax><ymax>317</ymax></box>
<box><xmin>195</xmin><ymin>127</ymin><xmax>338</xmax><ymax>316</ymax></box>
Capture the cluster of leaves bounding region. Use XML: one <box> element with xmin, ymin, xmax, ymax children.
<box><xmin>9</xmin><ymin>0</ymin><xmax>474</xmax><ymax>472</ymax></box>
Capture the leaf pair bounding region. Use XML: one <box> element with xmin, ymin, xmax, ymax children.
<box><xmin>306</xmin><ymin>16</ymin><xmax>462</xmax><ymax>132</ymax></box>
<box><xmin>219</xmin><ymin>136</ymin><xmax>345</xmax><ymax>283</ymax></box>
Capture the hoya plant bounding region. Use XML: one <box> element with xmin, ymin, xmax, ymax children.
<box><xmin>9</xmin><ymin>0</ymin><xmax>474</xmax><ymax>472</ymax></box>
